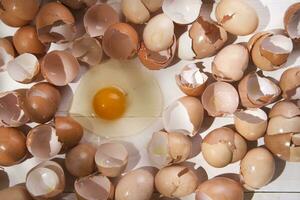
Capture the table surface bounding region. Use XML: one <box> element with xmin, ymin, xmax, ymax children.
<box><xmin>1</xmin><ymin>0</ymin><xmax>300</xmax><ymax>199</ymax></box>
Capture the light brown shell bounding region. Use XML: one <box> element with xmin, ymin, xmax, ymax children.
<box><xmin>0</xmin><ymin>38</ymin><xmax>15</xmax><ymax>57</ymax></box>
<box><xmin>279</xmin><ymin>67</ymin><xmax>300</xmax><ymax>99</ymax></box>
<box><xmin>269</xmin><ymin>101</ymin><xmax>300</xmax><ymax>118</ymax></box>
<box><xmin>284</xmin><ymin>3</ymin><xmax>300</xmax><ymax>42</ymax></box>
<box><xmin>122</xmin><ymin>0</ymin><xmax>150</xmax><ymax>24</ymax></box>
<box><xmin>0</xmin><ymin>185</ymin><xmax>33</xmax><ymax>200</ymax></box>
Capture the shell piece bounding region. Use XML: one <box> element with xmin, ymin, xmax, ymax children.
<box><xmin>279</xmin><ymin>67</ymin><xmax>300</xmax><ymax>100</ymax></box>
<box><xmin>7</xmin><ymin>53</ymin><xmax>40</xmax><ymax>83</ymax></box>
<box><xmin>75</xmin><ymin>174</ymin><xmax>114</xmax><ymax>200</ymax></box>
<box><xmin>177</xmin><ymin>31</ymin><xmax>197</xmax><ymax>60</ymax></box>
<box><xmin>201</xmin><ymin>82</ymin><xmax>239</xmax><ymax>116</ymax></box>
<box><xmin>162</xmin><ymin>96</ymin><xmax>204</xmax><ymax>137</ymax></box>
<box><xmin>234</xmin><ymin>108</ymin><xmax>268</xmax><ymax>141</ymax></box>
<box><xmin>71</xmin><ymin>36</ymin><xmax>103</xmax><ymax>66</ymax></box>
<box><xmin>284</xmin><ymin>3</ymin><xmax>300</xmax><ymax>42</ymax></box>
<box><xmin>35</xmin><ymin>2</ymin><xmax>75</xmax><ymax>44</ymax></box>
<box><xmin>195</xmin><ymin>177</ymin><xmax>244</xmax><ymax>200</ymax></box>
<box><xmin>143</xmin><ymin>14</ymin><xmax>174</xmax><ymax>52</ymax></box>
<box><xmin>269</xmin><ymin>101</ymin><xmax>300</xmax><ymax>118</ymax></box>
<box><xmin>0</xmin><ymin>185</ymin><xmax>33</xmax><ymax>200</ymax></box>
<box><xmin>61</xmin><ymin>0</ymin><xmax>96</xmax><ymax>9</ymax></box>
<box><xmin>41</xmin><ymin>50</ymin><xmax>80</xmax><ymax>86</ymax></box>
<box><xmin>141</xmin><ymin>0</ymin><xmax>163</xmax><ymax>12</ymax></box>
<box><xmin>155</xmin><ymin>165</ymin><xmax>198</xmax><ymax>198</ymax></box>
<box><xmin>238</xmin><ymin>72</ymin><xmax>281</xmax><ymax>108</ymax></box>
<box><xmin>0</xmin><ymin>90</ymin><xmax>30</xmax><ymax>127</ymax></box>
<box><xmin>0</xmin><ymin>38</ymin><xmax>15</xmax><ymax>71</ymax></box>
<box><xmin>202</xmin><ymin>127</ymin><xmax>247</xmax><ymax>168</ymax></box>
<box><xmin>175</xmin><ymin>63</ymin><xmax>208</xmax><ymax>97</ymax></box>
<box><xmin>26</xmin><ymin>125</ymin><xmax>62</xmax><ymax>159</ymax></box>
<box><xmin>215</xmin><ymin>0</ymin><xmax>258</xmax><ymax>36</ymax></box>
<box><xmin>26</xmin><ymin>161</ymin><xmax>65</xmax><ymax>199</ymax></box>
<box><xmin>84</xmin><ymin>4</ymin><xmax>119</xmax><ymax>37</ymax></box>
<box><xmin>240</xmin><ymin>147</ymin><xmax>275</xmax><ymax>190</ymax></box>
<box><xmin>102</xmin><ymin>23</ymin><xmax>139</xmax><ymax>59</ymax></box>
<box><xmin>212</xmin><ymin>44</ymin><xmax>249</xmax><ymax>82</ymax></box>
<box><xmin>0</xmin><ymin>127</ymin><xmax>27</xmax><ymax>166</ymax></box>
<box><xmin>122</xmin><ymin>0</ymin><xmax>150</xmax><ymax>24</ymax></box>
<box><xmin>162</xmin><ymin>0</ymin><xmax>201</xmax><ymax>24</ymax></box>
<box><xmin>95</xmin><ymin>143</ymin><xmax>128</xmax><ymax>177</ymax></box>
<box><xmin>115</xmin><ymin>168</ymin><xmax>154</xmax><ymax>200</ymax></box>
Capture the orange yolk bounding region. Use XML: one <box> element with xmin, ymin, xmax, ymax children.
<box><xmin>93</xmin><ymin>87</ymin><xmax>127</xmax><ymax>120</ymax></box>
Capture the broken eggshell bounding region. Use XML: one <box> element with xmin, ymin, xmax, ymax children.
<box><xmin>61</xmin><ymin>0</ymin><xmax>96</xmax><ymax>9</ymax></box>
<box><xmin>175</xmin><ymin>63</ymin><xmax>208</xmax><ymax>97</ymax></box>
<box><xmin>0</xmin><ymin>38</ymin><xmax>15</xmax><ymax>71</ymax></box>
<box><xmin>141</xmin><ymin>0</ymin><xmax>163</xmax><ymax>12</ymax></box>
<box><xmin>163</xmin><ymin>96</ymin><xmax>204</xmax><ymax>137</ymax></box>
<box><xmin>201</xmin><ymin>82</ymin><xmax>239</xmax><ymax>117</ymax></box>
<box><xmin>0</xmin><ymin>185</ymin><xmax>33</xmax><ymax>200</ymax></box>
<box><xmin>279</xmin><ymin>67</ymin><xmax>300</xmax><ymax>100</ymax></box>
<box><xmin>95</xmin><ymin>143</ymin><xmax>128</xmax><ymax>177</ymax></box>
<box><xmin>121</xmin><ymin>0</ymin><xmax>150</xmax><ymax>24</ymax></box>
<box><xmin>284</xmin><ymin>2</ymin><xmax>300</xmax><ymax>42</ymax></box>
<box><xmin>238</xmin><ymin>72</ymin><xmax>281</xmax><ymax>108</ymax></box>
<box><xmin>148</xmin><ymin>131</ymin><xmax>192</xmax><ymax>168</ymax></box>
<box><xmin>202</xmin><ymin>127</ymin><xmax>247</xmax><ymax>168</ymax></box>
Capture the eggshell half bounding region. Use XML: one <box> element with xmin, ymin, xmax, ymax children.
<box><xmin>279</xmin><ymin>67</ymin><xmax>300</xmax><ymax>100</ymax></box>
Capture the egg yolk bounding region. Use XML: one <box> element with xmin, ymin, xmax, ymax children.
<box><xmin>93</xmin><ymin>87</ymin><xmax>127</xmax><ymax>120</ymax></box>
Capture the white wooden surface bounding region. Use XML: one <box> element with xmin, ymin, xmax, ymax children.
<box><xmin>1</xmin><ymin>0</ymin><xmax>300</xmax><ymax>199</ymax></box>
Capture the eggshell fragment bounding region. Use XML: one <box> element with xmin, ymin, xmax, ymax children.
<box><xmin>155</xmin><ymin>165</ymin><xmax>198</xmax><ymax>198</ymax></box>
<box><xmin>84</xmin><ymin>4</ymin><xmax>119</xmax><ymax>37</ymax></box>
<box><xmin>122</xmin><ymin>0</ymin><xmax>150</xmax><ymax>24</ymax></box>
<box><xmin>148</xmin><ymin>131</ymin><xmax>192</xmax><ymax>168</ymax></box>
<box><xmin>65</xmin><ymin>143</ymin><xmax>96</xmax><ymax>177</ymax></box>
<box><xmin>238</xmin><ymin>72</ymin><xmax>281</xmax><ymax>108</ymax></box>
<box><xmin>41</xmin><ymin>50</ymin><xmax>80</xmax><ymax>86</ymax></box>
<box><xmin>234</xmin><ymin>108</ymin><xmax>268</xmax><ymax>141</ymax></box>
<box><xmin>177</xmin><ymin>31</ymin><xmax>196</xmax><ymax>60</ymax></box>
<box><xmin>212</xmin><ymin>44</ymin><xmax>249</xmax><ymax>82</ymax></box>
<box><xmin>175</xmin><ymin>63</ymin><xmax>208</xmax><ymax>97</ymax></box>
<box><xmin>103</xmin><ymin>23</ymin><xmax>139</xmax><ymax>59</ymax></box>
<box><xmin>95</xmin><ymin>143</ymin><xmax>128</xmax><ymax>177</ymax></box>
<box><xmin>202</xmin><ymin>127</ymin><xmax>247</xmax><ymax>168</ymax></box>
<box><xmin>143</xmin><ymin>14</ymin><xmax>174</xmax><ymax>52</ymax></box>
<box><xmin>7</xmin><ymin>53</ymin><xmax>39</xmax><ymax>83</ymax></box>
<box><xmin>26</xmin><ymin>161</ymin><xmax>65</xmax><ymax>199</ymax></box>
<box><xmin>195</xmin><ymin>177</ymin><xmax>244</xmax><ymax>200</ymax></box>
<box><xmin>162</xmin><ymin>0</ymin><xmax>201</xmax><ymax>24</ymax></box>
<box><xmin>141</xmin><ymin>0</ymin><xmax>163</xmax><ymax>12</ymax></box>
<box><xmin>240</xmin><ymin>147</ymin><xmax>275</xmax><ymax>190</ymax></box>
<box><xmin>279</xmin><ymin>67</ymin><xmax>300</xmax><ymax>100</ymax></box>
<box><xmin>61</xmin><ymin>0</ymin><xmax>96</xmax><ymax>9</ymax></box>
<box><xmin>201</xmin><ymin>82</ymin><xmax>239</xmax><ymax>117</ymax></box>
<box><xmin>215</xmin><ymin>0</ymin><xmax>258</xmax><ymax>36</ymax></box>
<box><xmin>0</xmin><ymin>127</ymin><xmax>27</xmax><ymax>166</ymax></box>
<box><xmin>115</xmin><ymin>168</ymin><xmax>154</xmax><ymax>200</ymax></box>
<box><xmin>0</xmin><ymin>38</ymin><xmax>15</xmax><ymax>71</ymax></box>
<box><xmin>163</xmin><ymin>96</ymin><xmax>204</xmax><ymax>137</ymax></box>
<box><xmin>0</xmin><ymin>185</ymin><xmax>33</xmax><ymax>200</ymax></box>
<box><xmin>284</xmin><ymin>3</ymin><xmax>300</xmax><ymax>42</ymax></box>
<box><xmin>75</xmin><ymin>174</ymin><xmax>114</xmax><ymax>200</ymax></box>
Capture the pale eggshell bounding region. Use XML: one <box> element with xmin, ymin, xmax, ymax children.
<box><xmin>0</xmin><ymin>38</ymin><xmax>15</xmax><ymax>71</ymax></box>
<box><xmin>284</xmin><ymin>3</ymin><xmax>300</xmax><ymax>42</ymax></box>
<box><xmin>0</xmin><ymin>185</ymin><xmax>33</xmax><ymax>200</ymax></box>
<box><xmin>141</xmin><ymin>0</ymin><xmax>163</xmax><ymax>12</ymax></box>
<box><xmin>177</xmin><ymin>31</ymin><xmax>196</xmax><ymax>60</ymax></box>
<box><xmin>122</xmin><ymin>0</ymin><xmax>150</xmax><ymax>24</ymax></box>
<box><xmin>279</xmin><ymin>67</ymin><xmax>300</xmax><ymax>100</ymax></box>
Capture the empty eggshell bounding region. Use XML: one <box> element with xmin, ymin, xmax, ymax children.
<box><xmin>61</xmin><ymin>0</ymin><xmax>96</xmax><ymax>9</ymax></box>
<box><xmin>175</xmin><ymin>63</ymin><xmax>208</xmax><ymax>97</ymax></box>
<box><xmin>115</xmin><ymin>168</ymin><xmax>155</xmax><ymax>200</ymax></box>
<box><xmin>155</xmin><ymin>165</ymin><xmax>198</xmax><ymax>198</ymax></box>
<box><xmin>95</xmin><ymin>143</ymin><xmax>128</xmax><ymax>177</ymax></box>
<box><xmin>284</xmin><ymin>3</ymin><xmax>300</xmax><ymax>42</ymax></box>
<box><xmin>238</xmin><ymin>72</ymin><xmax>281</xmax><ymax>108</ymax></box>
<box><xmin>7</xmin><ymin>53</ymin><xmax>40</xmax><ymax>83</ymax></box>
<box><xmin>0</xmin><ymin>0</ymin><xmax>40</xmax><ymax>27</ymax></box>
<box><xmin>75</xmin><ymin>174</ymin><xmax>114</xmax><ymax>200</ymax></box>
<box><xmin>102</xmin><ymin>23</ymin><xmax>139</xmax><ymax>59</ymax></box>
<box><xmin>201</xmin><ymin>82</ymin><xmax>239</xmax><ymax>117</ymax></box>
<box><xmin>65</xmin><ymin>143</ymin><xmax>96</xmax><ymax>177</ymax></box>
<box><xmin>212</xmin><ymin>44</ymin><xmax>249</xmax><ymax>82</ymax></box>
<box><xmin>41</xmin><ymin>50</ymin><xmax>80</xmax><ymax>86</ymax></box>
<box><xmin>143</xmin><ymin>14</ymin><xmax>174</xmax><ymax>52</ymax></box>
<box><xmin>279</xmin><ymin>67</ymin><xmax>300</xmax><ymax>100</ymax></box>
<box><xmin>141</xmin><ymin>0</ymin><xmax>163</xmax><ymax>12</ymax></box>
<box><xmin>148</xmin><ymin>131</ymin><xmax>192</xmax><ymax>168</ymax></box>
<box><xmin>122</xmin><ymin>0</ymin><xmax>150</xmax><ymax>24</ymax></box>
<box><xmin>177</xmin><ymin>31</ymin><xmax>196</xmax><ymax>60</ymax></box>
<box><xmin>0</xmin><ymin>38</ymin><xmax>15</xmax><ymax>71</ymax></box>
<box><xmin>163</xmin><ymin>96</ymin><xmax>204</xmax><ymax>137</ymax></box>
<box><xmin>240</xmin><ymin>147</ymin><xmax>275</xmax><ymax>190</ymax></box>
<box><xmin>215</xmin><ymin>0</ymin><xmax>258</xmax><ymax>36</ymax></box>
<box><xmin>202</xmin><ymin>127</ymin><xmax>247</xmax><ymax>168</ymax></box>
<box><xmin>26</xmin><ymin>161</ymin><xmax>65</xmax><ymax>199</ymax></box>
<box><xmin>35</xmin><ymin>2</ymin><xmax>75</xmax><ymax>44</ymax></box>
<box><xmin>162</xmin><ymin>0</ymin><xmax>201</xmax><ymax>24</ymax></box>
<box><xmin>195</xmin><ymin>177</ymin><xmax>244</xmax><ymax>200</ymax></box>
<box><xmin>0</xmin><ymin>127</ymin><xmax>27</xmax><ymax>166</ymax></box>
<box><xmin>84</xmin><ymin>4</ymin><xmax>119</xmax><ymax>37</ymax></box>
<box><xmin>0</xmin><ymin>185</ymin><xmax>33</xmax><ymax>200</ymax></box>
<box><xmin>234</xmin><ymin>108</ymin><xmax>268</xmax><ymax>141</ymax></box>
<box><xmin>25</xmin><ymin>82</ymin><xmax>61</xmax><ymax>123</ymax></box>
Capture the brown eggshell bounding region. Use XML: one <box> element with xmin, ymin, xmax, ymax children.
<box><xmin>103</xmin><ymin>23</ymin><xmax>139</xmax><ymax>59</ymax></box>
<box><xmin>41</xmin><ymin>50</ymin><xmax>80</xmax><ymax>86</ymax></box>
<box><xmin>195</xmin><ymin>177</ymin><xmax>244</xmax><ymax>200</ymax></box>
<box><xmin>0</xmin><ymin>38</ymin><xmax>15</xmax><ymax>71</ymax></box>
<box><xmin>65</xmin><ymin>143</ymin><xmax>96</xmax><ymax>177</ymax></box>
<box><xmin>0</xmin><ymin>127</ymin><xmax>27</xmax><ymax>166</ymax></box>
<box><xmin>0</xmin><ymin>0</ymin><xmax>40</xmax><ymax>27</ymax></box>
<box><xmin>269</xmin><ymin>100</ymin><xmax>300</xmax><ymax>118</ymax></box>
<box><xmin>279</xmin><ymin>67</ymin><xmax>300</xmax><ymax>100</ymax></box>
<box><xmin>61</xmin><ymin>0</ymin><xmax>96</xmax><ymax>9</ymax></box>
<box><xmin>25</xmin><ymin>82</ymin><xmax>61</xmax><ymax>123</ymax></box>
<box><xmin>284</xmin><ymin>3</ymin><xmax>300</xmax><ymax>42</ymax></box>
<box><xmin>247</xmin><ymin>31</ymin><xmax>272</xmax><ymax>52</ymax></box>
<box><xmin>55</xmin><ymin>116</ymin><xmax>83</xmax><ymax>149</ymax></box>
<box><xmin>0</xmin><ymin>38</ymin><xmax>15</xmax><ymax>57</ymax></box>
<box><xmin>0</xmin><ymin>185</ymin><xmax>33</xmax><ymax>200</ymax></box>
